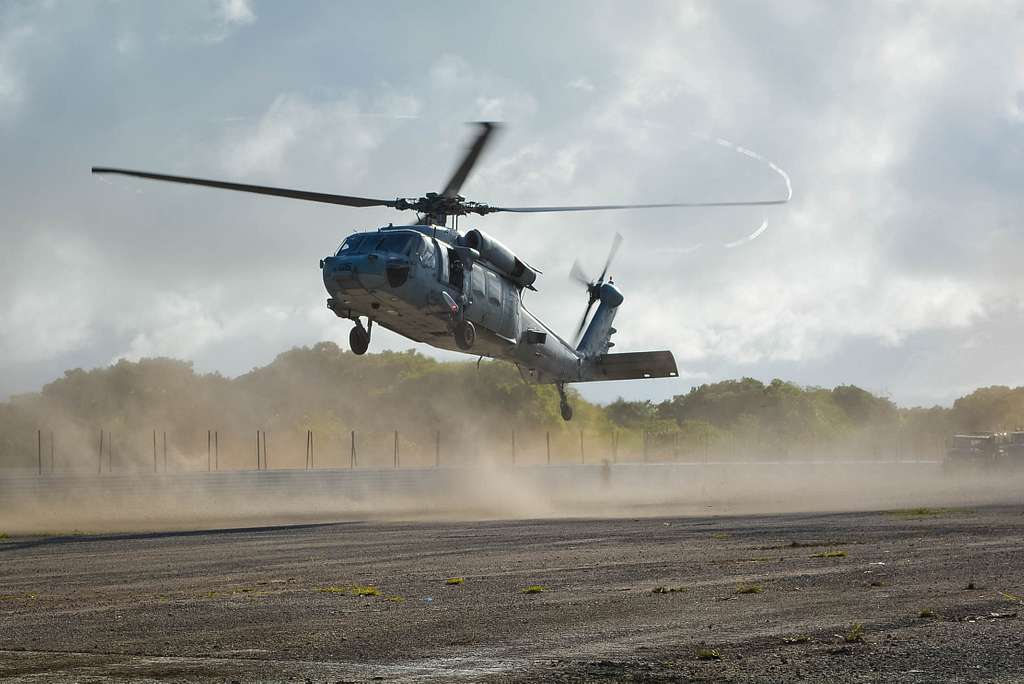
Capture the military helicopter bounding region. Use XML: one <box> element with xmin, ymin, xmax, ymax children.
<box><xmin>92</xmin><ymin>123</ymin><xmax>788</xmax><ymax>420</ymax></box>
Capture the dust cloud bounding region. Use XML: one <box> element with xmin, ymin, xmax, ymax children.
<box><xmin>2</xmin><ymin>459</ymin><xmax>1022</xmax><ymax>535</ymax></box>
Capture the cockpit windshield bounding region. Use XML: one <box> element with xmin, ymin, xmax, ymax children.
<box><xmin>336</xmin><ymin>233</ymin><xmax>414</xmax><ymax>256</ymax></box>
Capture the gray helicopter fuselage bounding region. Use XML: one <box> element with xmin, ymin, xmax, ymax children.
<box><xmin>320</xmin><ymin>224</ymin><xmax>584</xmax><ymax>382</ymax></box>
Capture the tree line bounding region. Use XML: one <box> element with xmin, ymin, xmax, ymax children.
<box><xmin>1</xmin><ymin>342</ymin><xmax>1022</xmax><ymax>468</ymax></box>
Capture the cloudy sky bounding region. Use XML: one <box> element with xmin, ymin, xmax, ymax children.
<box><xmin>1</xmin><ymin>1</ymin><xmax>1022</xmax><ymax>407</ymax></box>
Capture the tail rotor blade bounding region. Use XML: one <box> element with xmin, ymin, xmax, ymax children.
<box><xmin>573</xmin><ymin>298</ymin><xmax>597</xmax><ymax>345</ymax></box>
<box><xmin>597</xmin><ymin>232</ymin><xmax>623</xmax><ymax>283</ymax></box>
<box><xmin>569</xmin><ymin>260</ymin><xmax>591</xmax><ymax>287</ymax></box>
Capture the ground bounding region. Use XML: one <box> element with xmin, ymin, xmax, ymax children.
<box><xmin>2</xmin><ymin>506</ymin><xmax>1023</xmax><ymax>682</ymax></box>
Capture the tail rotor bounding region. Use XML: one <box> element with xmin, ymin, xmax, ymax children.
<box><xmin>570</xmin><ymin>232</ymin><xmax>623</xmax><ymax>344</ymax></box>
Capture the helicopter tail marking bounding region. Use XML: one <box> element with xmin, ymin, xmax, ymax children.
<box><xmin>581</xmin><ymin>351</ymin><xmax>678</xmax><ymax>382</ymax></box>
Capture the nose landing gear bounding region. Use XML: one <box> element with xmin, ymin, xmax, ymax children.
<box><xmin>557</xmin><ymin>383</ymin><xmax>573</xmax><ymax>422</ymax></box>
<box><xmin>350</xmin><ymin>318</ymin><xmax>372</xmax><ymax>355</ymax></box>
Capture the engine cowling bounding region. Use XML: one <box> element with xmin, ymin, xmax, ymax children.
<box><xmin>463</xmin><ymin>229</ymin><xmax>538</xmax><ymax>288</ymax></box>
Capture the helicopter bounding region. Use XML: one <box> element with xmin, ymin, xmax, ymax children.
<box><xmin>92</xmin><ymin>123</ymin><xmax>788</xmax><ymax>420</ymax></box>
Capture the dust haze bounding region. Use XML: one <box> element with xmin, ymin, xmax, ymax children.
<box><xmin>4</xmin><ymin>460</ymin><xmax>1023</xmax><ymax>536</ymax></box>
<box><xmin>2</xmin><ymin>345</ymin><xmax>1023</xmax><ymax>535</ymax></box>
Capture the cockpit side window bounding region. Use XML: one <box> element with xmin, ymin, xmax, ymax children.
<box><xmin>337</xmin><ymin>235</ymin><xmax>367</xmax><ymax>255</ymax></box>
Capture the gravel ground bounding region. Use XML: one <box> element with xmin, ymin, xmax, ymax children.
<box><xmin>2</xmin><ymin>505</ymin><xmax>1023</xmax><ymax>682</ymax></box>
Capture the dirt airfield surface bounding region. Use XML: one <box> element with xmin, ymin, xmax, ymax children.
<box><xmin>2</xmin><ymin>504</ymin><xmax>1024</xmax><ymax>682</ymax></box>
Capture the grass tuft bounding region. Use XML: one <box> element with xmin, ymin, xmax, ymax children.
<box><xmin>318</xmin><ymin>584</ymin><xmax>381</xmax><ymax>597</ymax></box>
<box><xmin>711</xmin><ymin>533</ymin><xmax>730</xmax><ymax>540</ymax></box>
<box><xmin>445</xmin><ymin>577</ymin><xmax>465</xmax><ymax>585</ymax></box>
<box><xmin>843</xmin><ymin>623</ymin><xmax>865</xmax><ymax>643</ymax></box>
<box><xmin>735</xmin><ymin>584</ymin><xmax>763</xmax><ymax>595</ymax></box>
<box><xmin>0</xmin><ymin>593</ymin><xmax>37</xmax><ymax>601</ymax></box>
<box><xmin>887</xmin><ymin>507</ymin><xmax>971</xmax><ymax>518</ymax></box>
<box><xmin>918</xmin><ymin>609</ymin><xmax>936</xmax><ymax>618</ymax></box>
<box><xmin>0</xmin><ymin>532</ymin><xmax>8</xmax><ymax>540</ymax></box>
<box><xmin>782</xmin><ymin>634</ymin><xmax>812</xmax><ymax>644</ymax></box>
<box><xmin>811</xmin><ymin>550</ymin><xmax>847</xmax><ymax>558</ymax></box>
<box><xmin>522</xmin><ymin>585</ymin><xmax>546</xmax><ymax>594</ymax></box>
<box><xmin>696</xmin><ymin>648</ymin><xmax>721</xmax><ymax>660</ymax></box>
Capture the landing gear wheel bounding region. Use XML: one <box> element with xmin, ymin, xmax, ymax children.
<box><xmin>349</xmin><ymin>324</ymin><xmax>370</xmax><ymax>355</ymax></box>
<box><xmin>454</xmin><ymin>320</ymin><xmax>476</xmax><ymax>351</ymax></box>
<box><xmin>557</xmin><ymin>384</ymin><xmax>573</xmax><ymax>421</ymax></box>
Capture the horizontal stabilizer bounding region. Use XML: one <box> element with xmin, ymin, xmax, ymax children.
<box><xmin>583</xmin><ymin>351</ymin><xmax>678</xmax><ymax>382</ymax></box>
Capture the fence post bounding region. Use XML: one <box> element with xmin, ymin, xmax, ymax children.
<box><xmin>310</xmin><ymin>430</ymin><xmax>314</xmax><ymax>469</ymax></box>
<box><xmin>351</xmin><ymin>430</ymin><xmax>356</xmax><ymax>468</ymax></box>
<box><xmin>394</xmin><ymin>430</ymin><xmax>399</xmax><ymax>468</ymax></box>
<box><xmin>256</xmin><ymin>430</ymin><xmax>260</xmax><ymax>470</ymax></box>
<box><xmin>579</xmin><ymin>430</ymin><xmax>584</xmax><ymax>464</ymax></box>
<box><xmin>435</xmin><ymin>430</ymin><xmax>441</xmax><ymax>467</ymax></box>
<box><xmin>305</xmin><ymin>430</ymin><xmax>310</xmax><ymax>469</ymax></box>
<box><xmin>546</xmin><ymin>431</ymin><xmax>551</xmax><ymax>465</ymax></box>
<box><xmin>153</xmin><ymin>429</ymin><xmax>157</xmax><ymax>473</ymax></box>
<box><xmin>98</xmin><ymin>430</ymin><xmax>103</xmax><ymax>474</ymax></box>
<box><xmin>37</xmin><ymin>429</ymin><xmax>42</xmax><ymax>476</ymax></box>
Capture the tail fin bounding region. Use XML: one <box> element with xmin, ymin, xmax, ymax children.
<box><xmin>582</xmin><ymin>350</ymin><xmax>679</xmax><ymax>382</ymax></box>
<box><xmin>576</xmin><ymin>283</ymin><xmax>623</xmax><ymax>357</ymax></box>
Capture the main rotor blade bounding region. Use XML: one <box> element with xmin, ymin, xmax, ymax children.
<box><xmin>484</xmin><ymin>197</ymin><xmax>789</xmax><ymax>214</ymax></box>
<box><xmin>441</xmin><ymin>122</ymin><xmax>500</xmax><ymax>199</ymax></box>
<box><xmin>91</xmin><ymin>168</ymin><xmax>398</xmax><ymax>209</ymax></box>
<box><xmin>597</xmin><ymin>232</ymin><xmax>623</xmax><ymax>283</ymax></box>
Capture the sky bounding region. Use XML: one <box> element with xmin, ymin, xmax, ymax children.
<box><xmin>0</xmin><ymin>0</ymin><xmax>1022</xmax><ymax>407</ymax></box>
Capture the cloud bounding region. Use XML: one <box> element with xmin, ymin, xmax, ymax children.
<box><xmin>156</xmin><ymin>0</ymin><xmax>257</xmax><ymax>44</ymax></box>
<box><xmin>0</xmin><ymin>22</ymin><xmax>33</xmax><ymax>121</ymax></box>
<box><xmin>567</xmin><ymin>77</ymin><xmax>595</xmax><ymax>93</ymax></box>
<box><xmin>218</xmin><ymin>0</ymin><xmax>256</xmax><ymax>26</ymax></box>
<box><xmin>216</xmin><ymin>91</ymin><xmax>421</xmax><ymax>180</ymax></box>
<box><xmin>0</xmin><ymin>231</ymin><xmax>101</xmax><ymax>364</ymax></box>
<box><xmin>1</xmin><ymin>3</ymin><xmax>1022</xmax><ymax>407</ymax></box>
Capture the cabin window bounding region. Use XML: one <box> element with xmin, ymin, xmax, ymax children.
<box><xmin>472</xmin><ymin>269</ymin><xmax>487</xmax><ymax>301</ymax></box>
<box><xmin>447</xmin><ymin>248</ymin><xmax>464</xmax><ymax>291</ymax></box>
<box><xmin>418</xmin><ymin>238</ymin><xmax>436</xmax><ymax>270</ymax></box>
<box><xmin>485</xmin><ymin>271</ymin><xmax>501</xmax><ymax>306</ymax></box>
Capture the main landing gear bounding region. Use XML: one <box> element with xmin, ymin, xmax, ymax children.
<box><xmin>557</xmin><ymin>383</ymin><xmax>573</xmax><ymax>422</ymax></box>
<box><xmin>350</xmin><ymin>318</ymin><xmax>372</xmax><ymax>355</ymax></box>
<box><xmin>454</xmin><ymin>320</ymin><xmax>476</xmax><ymax>351</ymax></box>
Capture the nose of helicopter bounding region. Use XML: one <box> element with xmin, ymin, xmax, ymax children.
<box><xmin>321</xmin><ymin>252</ymin><xmax>412</xmax><ymax>293</ymax></box>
